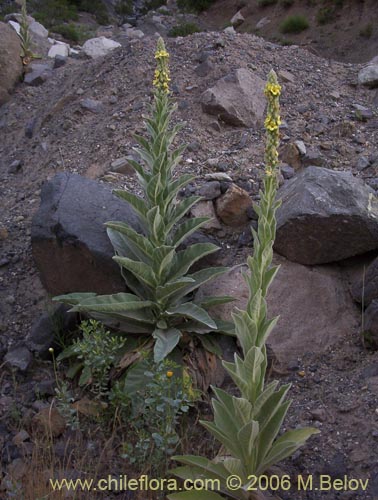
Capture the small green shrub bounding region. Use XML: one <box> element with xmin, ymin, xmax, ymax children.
<box><xmin>77</xmin><ymin>0</ymin><xmax>109</xmax><ymax>24</ymax></box>
<box><xmin>31</xmin><ymin>0</ymin><xmax>78</xmax><ymax>28</ymax></box>
<box><xmin>52</xmin><ymin>22</ymin><xmax>93</xmax><ymax>42</ymax></box>
<box><xmin>359</xmin><ymin>23</ymin><xmax>373</xmax><ymax>38</ymax></box>
<box><xmin>316</xmin><ymin>6</ymin><xmax>334</xmax><ymax>24</ymax></box>
<box><xmin>257</xmin><ymin>0</ymin><xmax>278</xmax><ymax>6</ymax></box>
<box><xmin>280</xmin><ymin>14</ymin><xmax>309</xmax><ymax>33</ymax></box>
<box><xmin>115</xmin><ymin>0</ymin><xmax>133</xmax><ymax>16</ymax></box>
<box><xmin>111</xmin><ymin>358</ymin><xmax>193</xmax><ymax>475</ymax></box>
<box><xmin>58</xmin><ymin>319</ymin><xmax>126</xmax><ymax>398</ymax></box>
<box><xmin>168</xmin><ymin>22</ymin><xmax>201</xmax><ymax>37</ymax></box>
<box><xmin>176</xmin><ymin>0</ymin><xmax>216</xmax><ymax>13</ymax></box>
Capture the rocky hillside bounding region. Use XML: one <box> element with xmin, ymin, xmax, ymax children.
<box><xmin>1</xmin><ymin>8</ymin><xmax>378</xmax><ymax>499</ymax></box>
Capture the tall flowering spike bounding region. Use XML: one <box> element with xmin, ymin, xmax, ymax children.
<box><xmin>264</xmin><ymin>69</ymin><xmax>282</xmax><ymax>177</ymax></box>
<box><xmin>153</xmin><ymin>37</ymin><xmax>170</xmax><ymax>95</ymax></box>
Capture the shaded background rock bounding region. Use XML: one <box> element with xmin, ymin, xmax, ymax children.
<box><xmin>196</xmin><ymin>255</ymin><xmax>360</xmax><ymax>365</ymax></box>
<box><xmin>31</xmin><ymin>172</ymin><xmax>141</xmax><ymax>296</ymax></box>
<box><xmin>275</xmin><ymin>166</ymin><xmax>378</xmax><ymax>265</ymax></box>
<box><xmin>201</xmin><ymin>68</ymin><xmax>266</xmax><ymax>127</ymax></box>
<box><xmin>0</xmin><ymin>22</ymin><xmax>22</xmax><ymax>106</ymax></box>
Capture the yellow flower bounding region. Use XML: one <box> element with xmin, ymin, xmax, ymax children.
<box><xmin>264</xmin><ymin>82</ymin><xmax>281</xmax><ymax>96</ymax></box>
<box><xmin>166</xmin><ymin>370</ymin><xmax>174</xmax><ymax>378</ymax></box>
<box><xmin>155</xmin><ymin>49</ymin><xmax>169</xmax><ymax>59</ymax></box>
<box><xmin>153</xmin><ymin>38</ymin><xmax>170</xmax><ymax>94</ymax></box>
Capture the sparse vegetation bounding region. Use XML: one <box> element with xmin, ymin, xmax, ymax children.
<box><xmin>281</xmin><ymin>0</ymin><xmax>295</xmax><ymax>6</ymax></box>
<box><xmin>52</xmin><ymin>22</ymin><xmax>94</xmax><ymax>42</ymax></box>
<box><xmin>359</xmin><ymin>22</ymin><xmax>373</xmax><ymax>38</ymax></box>
<box><xmin>168</xmin><ymin>21</ymin><xmax>201</xmax><ymax>36</ymax></box>
<box><xmin>115</xmin><ymin>0</ymin><xmax>133</xmax><ymax>17</ymax></box>
<box><xmin>257</xmin><ymin>0</ymin><xmax>278</xmax><ymax>6</ymax></box>
<box><xmin>177</xmin><ymin>0</ymin><xmax>216</xmax><ymax>13</ymax></box>
<box><xmin>280</xmin><ymin>14</ymin><xmax>309</xmax><ymax>33</ymax></box>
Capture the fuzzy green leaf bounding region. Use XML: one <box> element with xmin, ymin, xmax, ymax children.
<box><xmin>153</xmin><ymin>327</ymin><xmax>182</xmax><ymax>362</ymax></box>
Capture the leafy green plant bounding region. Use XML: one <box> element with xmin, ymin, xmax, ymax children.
<box><xmin>168</xmin><ymin>22</ymin><xmax>201</xmax><ymax>37</ymax></box>
<box><xmin>111</xmin><ymin>358</ymin><xmax>193</xmax><ymax>475</ymax></box>
<box><xmin>31</xmin><ymin>0</ymin><xmax>78</xmax><ymax>27</ymax></box>
<box><xmin>54</xmin><ymin>38</ymin><xmax>233</xmax><ymax>364</ymax></box>
<box><xmin>167</xmin><ymin>71</ymin><xmax>319</xmax><ymax>500</ymax></box>
<box><xmin>280</xmin><ymin>14</ymin><xmax>309</xmax><ymax>33</ymax></box>
<box><xmin>115</xmin><ymin>0</ymin><xmax>133</xmax><ymax>16</ymax></box>
<box><xmin>58</xmin><ymin>319</ymin><xmax>126</xmax><ymax>398</ymax></box>
<box><xmin>19</xmin><ymin>0</ymin><xmax>34</xmax><ymax>63</ymax></box>
<box><xmin>52</xmin><ymin>22</ymin><xmax>94</xmax><ymax>43</ymax></box>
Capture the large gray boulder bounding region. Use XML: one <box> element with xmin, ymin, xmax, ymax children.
<box><xmin>358</xmin><ymin>62</ymin><xmax>378</xmax><ymax>89</ymax></box>
<box><xmin>31</xmin><ymin>173</ymin><xmax>141</xmax><ymax>296</ymax></box>
<box><xmin>82</xmin><ymin>36</ymin><xmax>121</xmax><ymax>59</ymax></box>
<box><xmin>274</xmin><ymin>166</ymin><xmax>378</xmax><ymax>265</ymax></box>
<box><xmin>201</xmin><ymin>68</ymin><xmax>266</xmax><ymax>127</ymax></box>
<box><xmin>0</xmin><ymin>22</ymin><xmax>22</xmax><ymax>105</ymax></box>
<box><xmin>196</xmin><ymin>255</ymin><xmax>360</xmax><ymax>365</ymax></box>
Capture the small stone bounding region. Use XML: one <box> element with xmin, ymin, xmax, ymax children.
<box><xmin>199</xmin><ymin>181</ymin><xmax>221</xmax><ymax>200</ymax></box>
<box><xmin>76</xmin><ymin>88</ymin><xmax>84</xmax><ymax>95</ymax></box>
<box><xmin>24</xmin><ymin>64</ymin><xmax>52</xmax><ymax>86</ymax></box>
<box><xmin>125</xmin><ymin>28</ymin><xmax>144</xmax><ymax>39</ymax></box>
<box><xmin>256</xmin><ymin>17</ymin><xmax>270</xmax><ymax>30</ymax></box>
<box><xmin>25</xmin><ymin>117</ymin><xmax>37</xmax><ymax>138</ymax></box>
<box><xmin>230</xmin><ymin>10</ymin><xmax>244</xmax><ymax>28</ymax></box>
<box><xmin>303</xmin><ymin>148</ymin><xmax>323</xmax><ymax>167</ymax></box>
<box><xmin>8</xmin><ymin>160</ymin><xmax>23</xmax><ymax>173</ymax></box>
<box><xmin>29</xmin><ymin>20</ymin><xmax>48</xmax><ymax>38</ymax></box>
<box><xmin>187</xmin><ymin>141</ymin><xmax>200</xmax><ymax>152</ymax></box>
<box><xmin>0</xmin><ymin>258</ymin><xmax>10</xmax><ymax>267</ymax></box>
<box><xmin>278</xmin><ymin>70</ymin><xmax>295</xmax><ymax>84</ymax></box>
<box><xmin>356</xmin><ymin>156</ymin><xmax>371</xmax><ymax>171</ymax></box>
<box><xmin>353</xmin><ymin>103</ymin><xmax>373</xmax><ymax>120</ymax></box>
<box><xmin>190</xmin><ymin>201</ymin><xmax>221</xmax><ymax>231</ymax></box>
<box><xmin>197</xmin><ymin>51</ymin><xmax>211</xmax><ymax>63</ymax></box>
<box><xmin>209</xmin><ymin>121</ymin><xmax>221</xmax><ymax>132</ymax></box>
<box><xmin>32</xmin><ymin>407</ymin><xmax>66</xmax><ymax>437</ymax></box>
<box><xmin>330</xmin><ymin>90</ymin><xmax>340</xmax><ymax>99</ymax></box>
<box><xmin>5</xmin><ymin>295</ymin><xmax>16</xmax><ymax>304</ymax></box>
<box><xmin>80</xmin><ymin>98</ymin><xmax>103</xmax><ymax>114</ymax></box>
<box><xmin>4</xmin><ymin>346</ymin><xmax>33</xmax><ymax>372</ymax></box>
<box><xmin>280</xmin><ymin>164</ymin><xmax>295</xmax><ymax>180</ymax></box>
<box><xmin>109</xmin><ymin>157</ymin><xmax>134</xmax><ymax>175</ymax></box>
<box><xmin>309</xmin><ymin>408</ymin><xmax>327</xmax><ymax>422</ymax></box>
<box><xmin>215</xmin><ymin>184</ymin><xmax>252</xmax><ymax>226</ymax></box>
<box><xmin>195</xmin><ymin>60</ymin><xmax>213</xmax><ymax>77</ymax></box>
<box><xmin>48</xmin><ymin>43</ymin><xmax>69</xmax><ymax>58</ymax></box>
<box><xmin>0</xmin><ymin>226</ymin><xmax>8</xmax><ymax>240</ymax></box>
<box><xmin>280</xmin><ymin>142</ymin><xmax>302</xmax><ymax>170</ymax></box>
<box><xmin>12</xmin><ymin>430</ymin><xmax>30</xmax><ymax>446</ymax></box>
<box><xmin>294</xmin><ymin>140</ymin><xmax>306</xmax><ymax>156</ymax></box>
<box><xmin>205</xmin><ymin>172</ymin><xmax>232</xmax><ymax>182</ymax></box>
<box><xmin>36</xmin><ymin>379</ymin><xmax>56</xmax><ymax>397</ymax></box>
<box><xmin>53</xmin><ymin>55</ymin><xmax>67</xmax><ymax>69</ymax></box>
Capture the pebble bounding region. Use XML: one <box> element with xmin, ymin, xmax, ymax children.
<box><xmin>356</xmin><ymin>156</ymin><xmax>370</xmax><ymax>171</ymax></box>
<box><xmin>198</xmin><ymin>181</ymin><xmax>221</xmax><ymax>200</ymax></box>
<box><xmin>8</xmin><ymin>160</ymin><xmax>23</xmax><ymax>174</ymax></box>
<box><xmin>80</xmin><ymin>98</ymin><xmax>103</xmax><ymax>114</ymax></box>
<box><xmin>205</xmin><ymin>172</ymin><xmax>232</xmax><ymax>182</ymax></box>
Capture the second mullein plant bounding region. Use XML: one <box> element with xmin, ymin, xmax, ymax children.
<box><xmin>168</xmin><ymin>72</ymin><xmax>319</xmax><ymax>499</ymax></box>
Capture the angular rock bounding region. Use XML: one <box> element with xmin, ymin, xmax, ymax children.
<box><xmin>303</xmin><ymin>147</ymin><xmax>323</xmax><ymax>167</ymax></box>
<box><xmin>190</xmin><ymin>201</ymin><xmax>222</xmax><ymax>231</ymax></box>
<box><xmin>48</xmin><ymin>43</ymin><xmax>69</xmax><ymax>58</ymax></box>
<box><xmin>230</xmin><ymin>10</ymin><xmax>244</xmax><ymax>27</ymax></box>
<box><xmin>124</xmin><ymin>28</ymin><xmax>145</xmax><ymax>39</ymax></box>
<box><xmin>109</xmin><ymin>156</ymin><xmax>134</xmax><ymax>175</ymax></box>
<box><xmin>80</xmin><ymin>98</ymin><xmax>103</xmax><ymax>113</ymax></box>
<box><xmin>82</xmin><ymin>36</ymin><xmax>121</xmax><ymax>59</ymax></box>
<box><xmin>256</xmin><ymin>17</ymin><xmax>270</xmax><ymax>30</ymax></box>
<box><xmin>196</xmin><ymin>255</ymin><xmax>360</xmax><ymax>365</ymax></box>
<box><xmin>215</xmin><ymin>184</ymin><xmax>252</xmax><ymax>226</ymax></box>
<box><xmin>358</xmin><ymin>64</ymin><xmax>378</xmax><ymax>88</ymax></box>
<box><xmin>279</xmin><ymin>142</ymin><xmax>302</xmax><ymax>170</ymax></box>
<box><xmin>29</xmin><ymin>20</ymin><xmax>48</xmax><ymax>38</ymax></box>
<box><xmin>4</xmin><ymin>346</ymin><xmax>33</xmax><ymax>372</ymax></box>
<box><xmin>24</xmin><ymin>64</ymin><xmax>52</xmax><ymax>86</ymax></box>
<box><xmin>275</xmin><ymin>166</ymin><xmax>378</xmax><ymax>265</ymax></box>
<box><xmin>278</xmin><ymin>69</ymin><xmax>295</xmax><ymax>84</ymax></box>
<box><xmin>32</xmin><ymin>408</ymin><xmax>66</xmax><ymax>437</ymax></box>
<box><xmin>195</xmin><ymin>60</ymin><xmax>213</xmax><ymax>77</ymax></box>
<box><xmin>0</xmin><ymin>22</ymin><xmax>22</xmax><ymax>105</ymax></box>
<box><xmin>26</xmin><ymin>304</ymin><xmax>78</xmax><ymax>357</ymax></box>
<box><xmin>201</xmin><ymin>68</ymin><xmax>266</xmax><ymax>128</ymax></box>
<box><xmin>31</xmin><ymin>172</ymin><xmax>142</xmax><ymax>295</ymax></box>
<box><xmin>224</xmin><ymin>26</ymin><xmax>236</xmax><ymax>35</ymax></box>
<box><xmin>198</xmin><ymin>181</ymin><xmax>221</xmax><ymax>200</ymax></box>
<box><xmin>53</xmin><ymin>55</ymin><xmax>67</xmax><ymax>69</ymax></box>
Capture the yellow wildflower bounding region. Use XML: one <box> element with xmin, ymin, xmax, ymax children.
<box><xmin>166</xmin><ymin>370</ymin><xmax>174</xmax><ymax>378</ymax></box>
<box><xmin>264</xmin><ymin>82</ymin><xmax>281</xmax><ymax>97</ymax></box>
<box><xmin>153</xmin><ymin>38</ymin><xmax>170</xmax><ymax>94</ymax></box>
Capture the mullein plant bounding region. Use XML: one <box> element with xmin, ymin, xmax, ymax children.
<box><xmin>19</xmin><ymin>0</ymin><xmax>34</xmax><ymax>64</ymax></box>
<box><xmin>167</xmin><ymin>71</ymin><xmax>319</xmax><ymax>500</ymax></box>
<box><xmin>54</xmin><ymin>38</ymin><xmax>233</xmax><ymax>364</ymax></box>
